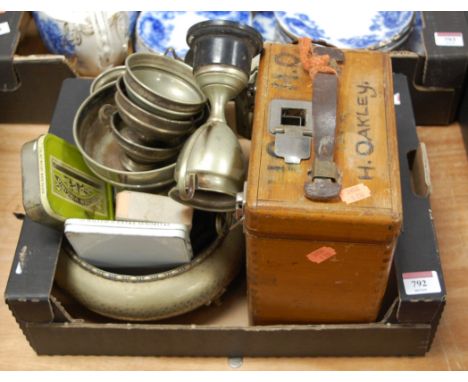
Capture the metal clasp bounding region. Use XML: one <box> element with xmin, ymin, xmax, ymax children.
<box><xmin>268</xmin><ymin>99</ymin><xmax>313</xmax><ymax>164</ymax></box>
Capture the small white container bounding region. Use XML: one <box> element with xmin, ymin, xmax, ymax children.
<box><xmin>65</xmin><ymin>218</ymin><xmax>193</xmax><ymax>269</ymax></box>
<box><xmin>115</xmin><ymin>191</ymin><xmax>193</xmax><ymax>228</ymax></box>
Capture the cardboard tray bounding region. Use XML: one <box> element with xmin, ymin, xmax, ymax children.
<box><xmin>0</xmin><ymin>12</ymin><xmax>76</xmax><ymax>124</ymax></box>
<box><xmin>4</xmin><ymin>74</ymin><xmax>446</xmax><ymax>357</ymax></box>
<box><xmin>391</xmin><ymin>11</ymin><xmax>468</xmax><ymax>125</ymax></box>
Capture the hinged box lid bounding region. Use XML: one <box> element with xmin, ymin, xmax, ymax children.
<box><xmin>245</xmin><ymin>43</ymin><xmax>402</xmax><ymax>243</ymax></box>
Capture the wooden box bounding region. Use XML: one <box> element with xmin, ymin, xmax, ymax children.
<box><xmin>245</xmin><ymin>43</ymin><xmax>402</xmax><ymax>324</ymax></box>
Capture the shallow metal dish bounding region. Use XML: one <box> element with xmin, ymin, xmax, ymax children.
<box><xmin>73</xmin><ymin>84</ymin><xmax>176</xmax><ymax>190</ymax></box>
<box><xmin>110</xmin><ymin>112</ymin><xmax>181</xmax><ymax>164</ymax></box>
<box><xmin>90</xmin><ymin>65</ymin><xmax>125</xmax><ymax>94</ymax></box>
<box><xmin>115</xmin><ymin>77</ymin><xmax>202</xmax><ymax>142</ymax></box>
<box><xmin>124</xmin><ymin>52</ymin><xmax>207</xmax><ymax>113</ymax></box>
<box><xmin>122</xmin><ymin>74</ymin><xmax>201</xmax><ymax>120</ymax></box>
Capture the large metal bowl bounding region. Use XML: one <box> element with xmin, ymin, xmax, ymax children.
<box><xmin>73</xmin><ymin>84</ymin><xmax>176</xmax><ymax>190</ymax></box>
<box><xmin>124</xmin><ymin>52</ymin><xmax>207</xmax><ymax>113</ymax></box>
<box><xmin>55</xmin><ymin>215</ymin><xmax>244</xmax><ymax>321</ymax></box>
<box><xmin>110</xmin><ymin>112</ymin><xmax>181</xmax><ymax>164</ymax></box>
<box><xmin>115</xmin><ymin>77</ymin><xmax>203</xmax><ymax>143</ymax></box>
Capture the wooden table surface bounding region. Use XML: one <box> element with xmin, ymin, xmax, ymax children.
<box><xmin>0</xmin><ymin>123</ymin><xmax>467</xmax><ymax>371</ymax></box>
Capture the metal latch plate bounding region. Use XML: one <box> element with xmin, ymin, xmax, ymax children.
<box><xmin>268</xmin><ymin>99</ymin><xmax>313</xmax><ymax>164</ymax></box>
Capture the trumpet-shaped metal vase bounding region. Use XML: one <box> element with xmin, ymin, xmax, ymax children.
<box><xmin>169</xmin><ymin>66</ymin><xmax>248</xmax><ymax>211</ymax></box>
<box><xmin>169</xmin><ymin>20</ymin><xmax>263</xmax><ymax>212</ymax></box>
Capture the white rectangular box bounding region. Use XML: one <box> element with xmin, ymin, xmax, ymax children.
<box><xmin>65</xmin><ymin>219</ymin><xmax>193</xmax><ymax>269</ymax></box>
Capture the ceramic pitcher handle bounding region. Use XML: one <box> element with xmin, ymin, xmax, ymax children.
<box><xmin>90</xmin><ymin>12</ymin><xmax>112</xmax><ymax>71</ymax></box>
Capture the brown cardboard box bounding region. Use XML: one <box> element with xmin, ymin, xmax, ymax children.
<box><xmin>391</xmin><ymin>12</ymin><xmax>468</xmax><ymax>125</ymax></box>
<box><xmin>3</xmin><ymin>75</ymin><xmax>445</xmax><ymax>357</ymax></box>
<box><xmin>0</xmin><ymin>12</ymin><xmax>76</xmax><ymax>123</ymax></box>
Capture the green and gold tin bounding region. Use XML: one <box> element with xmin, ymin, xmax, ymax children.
<box><xmin>22</xmin><ymin>134</ymin><xmax>114</xmax><ymax>227</ymax></box>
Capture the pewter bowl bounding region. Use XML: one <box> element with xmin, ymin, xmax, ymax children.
<box><xmin>115</xmin><ymin>77</ymin><xmax>203</xmax><ymax>143</ymax></box>
<box><xmin>73</xmin><ymin>84</ymin><xmax>176</xmax><ymax>191</ymax></box>
<box><xmin>110</xmin><ymin>112</ymin><xmax>181</xmax><ymax>165</ymax></box>
<box><xmin>90</xmin><ymin>65</ymin><xmax>125</xmax><ymax>94</ymax></box>
<box><xmin>124</xmin><ymin>52</ymin><xmax>207</xmax><ymax>114</ymax></box>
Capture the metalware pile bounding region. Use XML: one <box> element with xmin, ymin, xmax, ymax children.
<box><xmin>74</xmin><ymin>20</ymin><xmax>263</xmax><ymax>211</ymax></box>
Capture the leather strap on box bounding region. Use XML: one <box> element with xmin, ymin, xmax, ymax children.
<box><xmin>300</xmin><ymin>40</ymin><xmax>344</xmax><ymax>201</ymax></box>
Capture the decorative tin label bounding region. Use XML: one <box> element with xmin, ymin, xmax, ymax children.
<box><xmin>50</xmin><ymin>156</ymin><xmax>108</xmax><ymax>216</ymax></box>
<box><xmin>403</xmin><ymin>271</ymin><xmax>442</xmax><ymax>295</ymax></box>
<box><xmin>434</xmin><ymin>32</ymin><xmax>464</xmax><ymax>47</ymax></box>
<box><xmin>0</xmin><ymin>21</ymin><xmax>10</xmax><ymax>35</ymax></box>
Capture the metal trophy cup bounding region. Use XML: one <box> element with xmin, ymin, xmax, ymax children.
<box><xmin>170</xmin><ymin>20</ymin><xmax>263</xmax><ymax>211</ymax></box>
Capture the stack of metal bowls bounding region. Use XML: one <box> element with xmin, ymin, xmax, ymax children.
<box><xmin>74</xmin><ymin>52</ymin><xmax>207</xmax><ymax>192</ymax></box>
<box><xmin>113</xmin><ymin>52</ymin><xmax>207</xmax><ymax>172</ymax></box>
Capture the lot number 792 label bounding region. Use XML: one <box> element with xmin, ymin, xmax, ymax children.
<box><xmin>403</xmin><ymin>271</ymin><xmax>442</xmax><ymax>295</ymax></box>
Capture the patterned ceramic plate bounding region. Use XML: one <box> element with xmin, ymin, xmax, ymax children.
<box><xmin>252</xmin><ymin>12</ymin><xmax>278</xmax><ymax>42</ymax></box>
<box><xmin>252</xmin><ymin>11</ymin><xmax>292</xmax><ymax>43</ymax></box>
<box><xmin>274</xmin><ymin>11</ymin><xmax>414</xmax><ymax>49</ymax></box>
<box><xmin>136</xmin><ymin>11</ymin><xmax>252</xmax><ymax>58</ymax></box>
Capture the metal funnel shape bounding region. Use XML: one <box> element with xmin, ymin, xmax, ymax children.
<box><xmin>169</xmin><ymin>119</ymin><xmax>245</xmax><ymax>212</ymax></box>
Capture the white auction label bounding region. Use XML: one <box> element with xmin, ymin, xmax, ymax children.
<box><xmin>434</xmin><ymin>32</ymin><xmax>464</xmax><ymax>47</ymax></box>
<box><xmin>394</xmin><ymin>92</ymin><xmax>401</xmax><ymax>105</ymax></box>
<box><xmin>0</xmin><ymin>21</ymin><xmax>10</xmax><ymax>36</ymax></box>
<box><xmin>403</xmin><ymin>270</ymin><xmax>442</xmax><ymax>295</ymax></box>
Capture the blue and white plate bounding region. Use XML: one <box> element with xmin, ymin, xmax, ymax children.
<box><xmin>252</xmin><ymin>12</ymin><xmax>278</xmax><ymax>42</ymax></box>
<box><xmin>274</xmin><ymin>11</ymin><xmax>414</xmax><ymax>50</ymax></box>
<box><xmin>136</xmin><ymin>11</ymin><xmax>253</xmax><ymax>58</ymax></box>
<box><xmin>252</xmin><ymin>11</ymin><xmax>293</xmax><ymax>44</ymax></box>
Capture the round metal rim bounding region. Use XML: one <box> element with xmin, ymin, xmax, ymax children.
<box><xmin>98</xmin><ymin>173</ymin><xmax>175</xmax><ymax>190</ymax></box>
<box><xmin>73</xmin><ymin>84</ymin><xmax>178</xmax><ymax>186</ymax></box>
<box><xmin>122</xmin><ymin>74</ymin><xmax>200</xmax><ymax>120</ymax></box>
<box><xmin>115</xmin><ymin>77</ymin><xmax>200</xmax><ymax>137</ymax></box>
<box><xmin>90</xmin><ymin>65</ymin><xmax>125</xmax><ymax>94</ymax></box>
<box><xmin>186</xmin><ymin>19</ymin><xmax>263</xmax><ymax>54</ymax></box>
<box><xmin>124</xmin><ymin>52</ymin><xmax>207</xmax><ymax>111</ymax></box>
<box><xmin>109</xmin><ymin>112</ymin><xmax>181</xmax><ymax>163</ymax></box>
<box><xmin>169</xmin><ymin>187</ymin><xmax>236</xmax><ymax>212</ymax></box>
<box><xmin>54</xmin><ymin>219</ymin><xmax>243</xmax><ymax>321</ymax></box>
<box><xmin>62</xmin><ymin>214</ymin><xmax>229</xmax><ymax>282</ymax></box>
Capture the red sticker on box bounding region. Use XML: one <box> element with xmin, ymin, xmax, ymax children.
<box><xmin>306</xmin><ymin>247</ymin><xmax>336</xmax><ymax>264</ymax></box>
<box><xmin>434</xmin><ymin>32</ymin><xmax>464</xmax><ymax>47</ymax></box>
<box><xmin>340</xmin><ymin>183</ymin><xmax>371</xmax><ymax>204</ymax></box>
<box><xmin>402</xmin><ymin>271</ymin><xmax>441</xmax><ymax>295</ymax></box>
